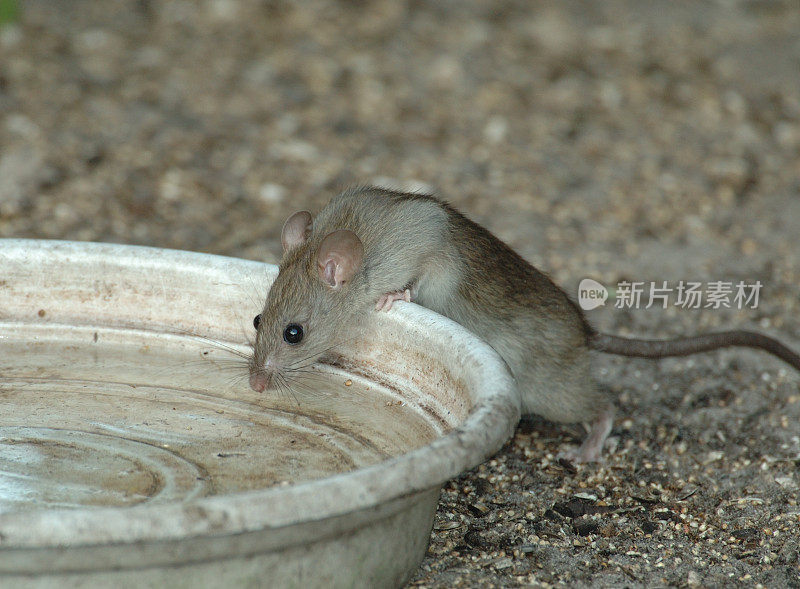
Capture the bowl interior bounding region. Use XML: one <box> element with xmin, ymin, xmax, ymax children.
<box><xmin>0</xmin><ymin>240</ymin><xmax>481</xmax><ymax>515</ymax></box>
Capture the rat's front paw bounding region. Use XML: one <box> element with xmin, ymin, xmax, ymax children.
<box><xmin>375</xmin><ymin>289</ymin><xmax>412</xmax><ymax>311</ymax></box>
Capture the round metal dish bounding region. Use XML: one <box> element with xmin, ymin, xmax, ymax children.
<box><xmin>0</xmin><ymin>239</ymin><xmax>520</xmax><ymax>588</ymax></box>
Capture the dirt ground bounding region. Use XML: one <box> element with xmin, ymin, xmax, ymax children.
<box><xmin>1</xmin><ymin>0</ymin><xmax>799</xmax><ymax>586</ymax></box>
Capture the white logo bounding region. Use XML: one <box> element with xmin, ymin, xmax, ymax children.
<box><xmin>578</xmin><ymin>278</ymin><xmax>608</xmax><ymax>310</ymax></box>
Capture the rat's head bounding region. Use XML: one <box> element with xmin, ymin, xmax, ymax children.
<box><xmin>249</xmin><ymin>210</ymin><xmax>365</xmax><ymax>392</ymax></box>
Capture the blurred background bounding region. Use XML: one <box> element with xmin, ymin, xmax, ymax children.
<box><xmin>2</xmin><ymin>0</ymin><xmax>798</xmax><ymax>333</ymax></box>
<box><xmin>1</xmin><ymin>1</ymin><xmax>799</xmax><ymax>585</ymax></box>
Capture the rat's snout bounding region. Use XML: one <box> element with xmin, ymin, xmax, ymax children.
<box><xmin>249</xmin><ymin>354</ymin><xmax>277</xmax><ymax>392</ymax></box>
<box><xmin>249</xmin><ymin>370</ymin><xmax>271</xmax><ymax>392</ymax></box>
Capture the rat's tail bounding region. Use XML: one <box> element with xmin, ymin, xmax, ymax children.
<box><xmin>589</xmin><ymin>330</ymin><xmax>800</xmax><ymax>371</ymax></box>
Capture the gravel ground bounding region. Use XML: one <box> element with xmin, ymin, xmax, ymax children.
<box><xmin>2</xmin><ymin>1</ymin><xmax>799</xmax><ymax>586</ymax></box>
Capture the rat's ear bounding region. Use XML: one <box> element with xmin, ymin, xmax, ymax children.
<box><xmin>317</xmin><ymin>230</ymin><xmax>364</xmax><ymax>289</ymax></box>
<box><xmin>281</xmin><ymin>211</ymin><xmax>313</xmax><ymax>252</ymax></box>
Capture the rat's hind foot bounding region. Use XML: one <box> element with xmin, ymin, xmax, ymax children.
<box><xmin>375</xmin><ymin>289</ymin><xmax>412</xmax><ymax>311</ymax></box>
<box><xmin>559</xmin><ymin>405</ymin><xmax>615</xmax><ymax>463</ymax></box>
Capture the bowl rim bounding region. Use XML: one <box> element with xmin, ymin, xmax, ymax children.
<box><xmin>0</xmin><ymin>239</ymin><xmax>521</xmax><ymax>548</ymax></box>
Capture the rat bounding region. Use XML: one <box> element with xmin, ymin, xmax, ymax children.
<box><xmin>249</xmin><ymin>186</ymin><xmax>800</xmax><ymax>462</ymax></box>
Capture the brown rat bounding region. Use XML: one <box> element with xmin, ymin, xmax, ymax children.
<box><xmin>249</xmin><ymin>186</ymin><xmax>800</xmax><ymax>462</ymax></box>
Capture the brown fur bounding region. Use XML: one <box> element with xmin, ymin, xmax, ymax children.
<box><xmin>251</xmin><ymin>186</ymin><xmax>613</xmax><ymax>460</ymax></box>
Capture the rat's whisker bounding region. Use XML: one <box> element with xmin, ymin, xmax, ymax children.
<box><xmin>143</xmin><ymin>322</ymin><xmax>253</xmax><ymax>360</ymax></box>
<box><xmin>243</xmin><ymin>268</ymin><xmax>272</xmax><ymax>309</ymax></box>
<box><xmin>286</xmin><ymin>378</ymin><xmax>329</xmax><ymax>402</ymax></box>
<box><xmin>276</xmin><ymin>373</ymin><xmax>301</xmax><ymax>407</ymax></box>
<box><xmin>285</xmin><ymin>334</ymin><xmax>365</xmax><ymax>369</ymax></box>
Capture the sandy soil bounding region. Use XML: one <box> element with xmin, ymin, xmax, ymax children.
<box><xmin>1</xmin><ymin>1</ymin><xmax>799</xmax><ymax>586</ymax></box>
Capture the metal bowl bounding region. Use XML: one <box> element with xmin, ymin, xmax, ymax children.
<box><xmin>0</xmin><ymin>239</ymin><xmax>519</xmax><ymax>588</ymax></box>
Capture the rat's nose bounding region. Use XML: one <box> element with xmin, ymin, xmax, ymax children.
<box><xmin>249</xmin><ymin>371</ymin><xmax>270</xmax><ymax>392</ymax></box>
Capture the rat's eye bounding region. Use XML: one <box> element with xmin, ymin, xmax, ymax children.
<box><xmin>253</xmin><ymin>314</ymin><xmax>261</xmax><ymax>330</ymax></box>
<box><xmin>283</xmin><ymin>323</ymin><xmax>304</xmax><ymax>345</ymax></box>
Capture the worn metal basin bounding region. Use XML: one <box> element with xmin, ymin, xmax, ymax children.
<box><xmin>0</xmin><ymin>239</ymin><xmax>519</xmax><ymax>588</ymax></box>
